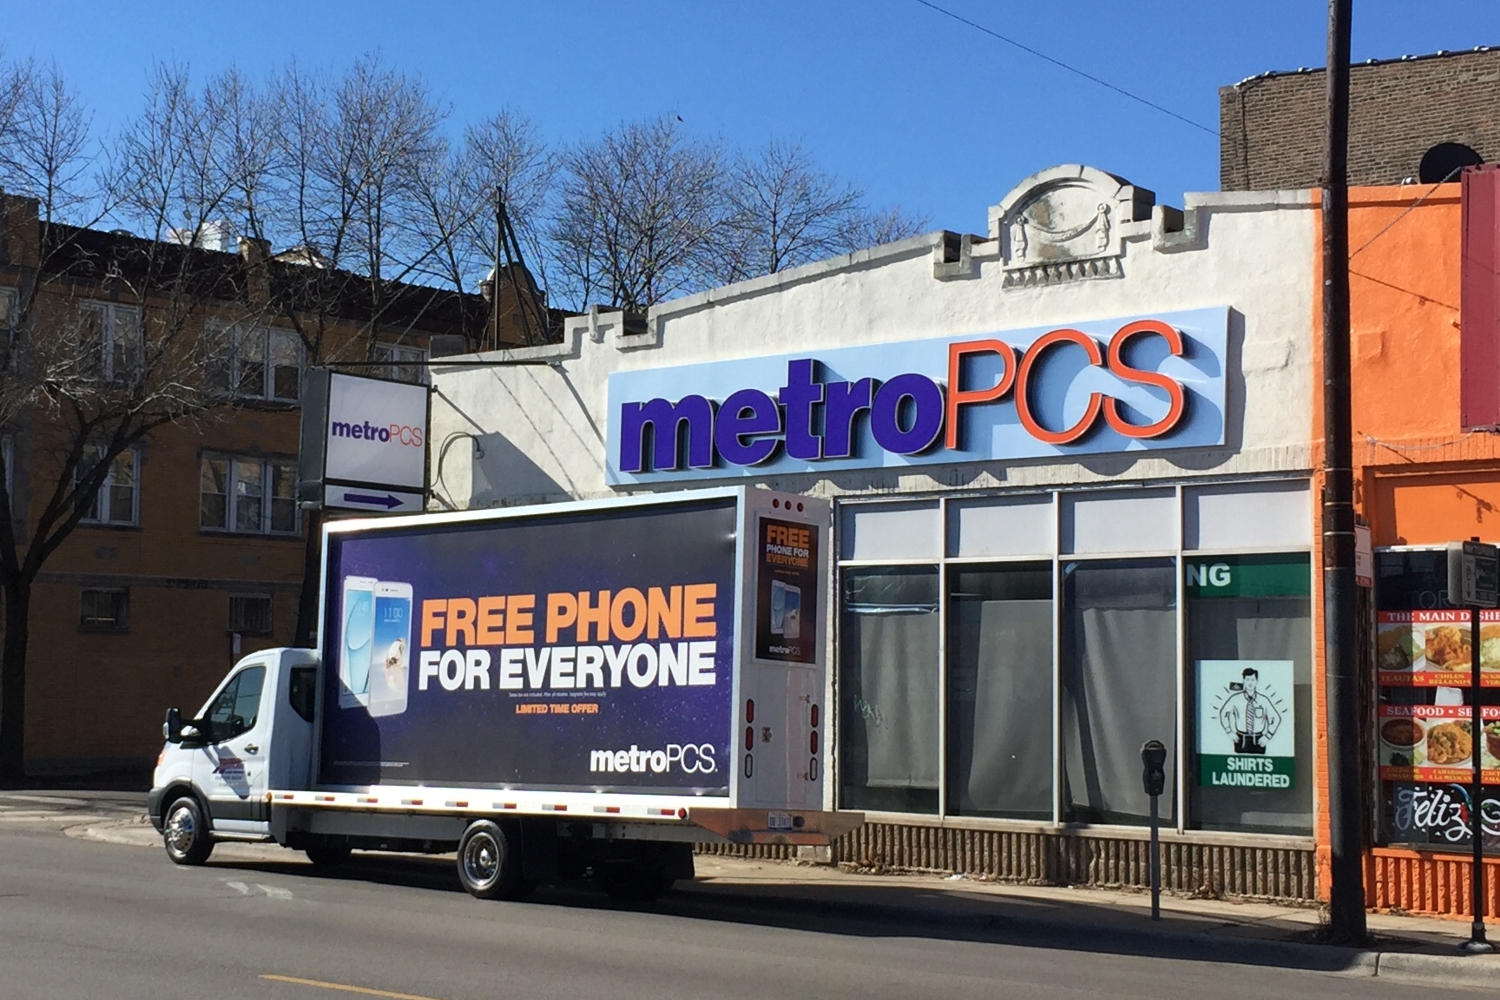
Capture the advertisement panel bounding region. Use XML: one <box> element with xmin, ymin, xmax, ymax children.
<box><xmin>1195</xmin><ymin>659</ymin><xmax>1296</xmax><ymax>789</ymax></box>
<box><xmin>319</xmin><ymin>499</ymin><xmax>737</xmax><ymax>794</ymax></box>
<box><xmin>605</xmin><ymin>307</ymin><xmax>1228</xmax><ymax>485</ymax></box>
<box><xmin>753</xmin><ymin>517</ymin><xmax>819</xmax><ymax>664</ymax></box>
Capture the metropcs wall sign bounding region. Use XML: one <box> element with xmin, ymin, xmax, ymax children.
<box><xmin>605</xmin><ymin>307</ymin><xmax>1229</xmax><ymax>484</ymax></box>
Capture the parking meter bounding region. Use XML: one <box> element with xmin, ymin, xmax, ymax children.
<box><xmin>1140</xmin><ymin>740</ymin><xmax>1167</xmax><ymax>919</ymax></box>
<box><xmin>1141</xmin><ymin>740</ymin><xmax>1167</xmax><ymax>797</ymax></box>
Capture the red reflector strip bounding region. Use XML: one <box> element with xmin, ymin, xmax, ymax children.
<box><xmin>401</xmin><ymin>799</ymin><xmax>423</xmax><ymax>806</ymax></box>
<box><xmin>316</xmin><ymin>795</ymin><xmax>335</xmax><ymax>802</ymax></box>
<box><xmin>594</xmin><ymin>805</ymin><xmax>622</xmax><ymax>814</ymax></box>
<box><xmin>278</xmin><ymin>793</ymin><xmax>296</xmax><ymax>800</ymax></box>
<box><xmin>657</xmin><ymin>808</ymin><xmax>677</xmax><ymax>817</ymax></box>
<box><xmin>493</xmin><ymin>802</ymin><xmax>518</xmax><ymax>810</ymax></box>
<box><xmin>544</xmin><ymin>804</ymin><xmax>567</xmax><ymax>812</ymax></box>
<box><xmin>357</xmin><ymin>797</ymin><xmax>378</xmax><ymax>804</ymax></box>
<box><xmin>445</xmin><ymin>800</ymin><xmax>469</xmax><ymax>808</ymax></box>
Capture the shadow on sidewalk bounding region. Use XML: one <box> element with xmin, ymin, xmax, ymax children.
<box><xmin>209</xmin><ymin>853</ymin><xmax>1376</xmax><ymax>974</ymax></box>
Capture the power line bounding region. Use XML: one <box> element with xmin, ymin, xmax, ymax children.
<box><xmin>912</xmin><ymin>0</ymin><xmax>1220</xmax><ymax>138</ymax></box>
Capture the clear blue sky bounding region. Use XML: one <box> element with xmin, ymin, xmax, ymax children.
<box><xmin>4</xmin><ymin>1</ymin><xmax>1498</xmax><ymax>235</ymax></box>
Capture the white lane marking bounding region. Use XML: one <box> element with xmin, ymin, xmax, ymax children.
<box><xmin>258</xmin><ymin>884</ymin><xmax>293</xmax><ymax>900</ymax></box>
<box><xmin>226</xmin><ymin>881</ymin><xmax>251</xmax><ymax>895</ymax></box>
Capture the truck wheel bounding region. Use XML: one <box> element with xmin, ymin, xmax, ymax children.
<box><xmin>163</xmin><ymin>796</ymin><xmax>214</xmax><ymax>866</ymax></box>
<box><xmin>599</xmin><ymin>863</ymin><xmax>674</xmax><ymax>902</ymax></box>
<box><xmin>305</xmin><ymin>844</ymin><xmax>352</xmax><ymax>868</ymax></box>
<box><xmin>456</xmin><ymin>820</ymin><xmax>522</xmax><ymax>900</ymax></box>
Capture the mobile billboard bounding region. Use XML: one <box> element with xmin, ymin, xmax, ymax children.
<box><xmin>318</xmin><ymin>498</ymin><xmax>737</xmax><ymax>795</ymax></box>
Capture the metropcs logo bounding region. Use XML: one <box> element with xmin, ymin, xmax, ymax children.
<box><xmin>330</xmin><ymin>418</ymin><xmax>425</xmax><ymax>447</ymax></box>
<box><xmin>615</xmin><ymin>315</ymin><xmax>1215</xmax><ymax>478</ymax></box>
<box><xmin>589</xmin><ymin>743</ymin><xmax>717</xmax><ymax>775</ymax></box>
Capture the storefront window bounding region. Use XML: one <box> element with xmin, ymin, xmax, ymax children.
<box><xmin>1374</xmin><ymin>548</ymin><xmax>1500</xmax><ymax>852</ymax></box>
<box><xmin>1061</xmin><ymin>558</ymin><xmax>1178</xmax><ymax>826</ymax></box>
<box><xmin>946</xmin><ymin>564</ymin><xmax>1052</xmax><ymax>819</ymax></box>
<box><xmin>1186</xmin><ymin>553</ymin><xmax>1313</xmax><ymax>835</ymax></box>
<box><xmin>832</xmin><ymin>480</ymin><xmax>1314</xmax><ymax>838</ymax></box>
<box><xmin>838</xmin><ymin>566</ymin><xmax>939</xmax><ymax>814</ymax></box>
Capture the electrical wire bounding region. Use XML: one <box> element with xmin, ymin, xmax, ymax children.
<box><xmin>912</xmin><ymin>0</ymin><xmax>1219</xmax><ymax>138</ymax></box>
<box><xmin>1348</xmin><ymin>166</ymin><xmax>1466</xmax><ymax>259</ymax></box>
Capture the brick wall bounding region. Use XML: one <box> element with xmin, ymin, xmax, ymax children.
<box><xmin>1221</xmin><ymin>48</ymin><xmax>1500</xmax><ymax>190</ymax></box>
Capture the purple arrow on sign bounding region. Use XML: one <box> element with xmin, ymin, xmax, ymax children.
<box><xmin>343</xmin><ymin>492</ymin><xmax>403</xmax><ymax>509</ymax></box>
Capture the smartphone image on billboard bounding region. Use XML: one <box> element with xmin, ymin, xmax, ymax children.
<box><xmin>339</xmin><ymin>576</ymin><xmax>377</xmax><ymax>708</ymax></box>
<box><xmin>368</xmin><ymin>581</ymin><xmax>413</xmax><ymax>718</ymax></box>
<box><xmin>781</xmin><ymin>583</ymin><xmax>801</xmax><ymax>640</ymax></box>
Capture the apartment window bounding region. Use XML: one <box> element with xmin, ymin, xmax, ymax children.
<box><xmin>373</xmin><ymin>341</ymin><xmax>427</xmax><ymax>384</ymax></box>
<box><xmin>76</xmin><ymin>445</ymin><xmax>139</xmax><ymax>526</ymax></box>
<box><xmin>200</xmin><ymin>455</ymin><xmax>299</xmax><ymax>535</ymax></box>
<box><xmin>228</xmin><ymin>594</ymin><xmax>273</xmax><ymax>635</ymax></box>
<box><xmin>80</xmin><ymin>588</ymin><xmax>129</xmax><ymax>631</ymax></box>
<box><xmin>206</xmin><ymin>323</ymin><xmax>302</xmax><ymax>401</ymax></box>
<box><xmin>835</xmin><ymin>481</ymin><xmax>1315</xmax><ymax>837</ymax></box>
<box><xmin>78</xmin><ymin>302</ymin><xmax>141</xmax><ymax>382</ymax></box>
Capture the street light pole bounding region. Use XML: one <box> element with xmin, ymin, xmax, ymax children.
<box><xmin>1321</xmin><ymin>0</ymin><xmax>1367</xmax><ymax>945</ymax></box>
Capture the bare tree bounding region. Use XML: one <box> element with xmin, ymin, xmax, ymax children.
<box><xmin>717</xmin><ymin>140</ymin><xmax>926</xmax><ymax>284</ymax></box>
<box><xmin>550</xmin><ymin>116</ymin><xmax>722</xmax><ymax>311</ymax></box>
<box><xmin>0</xmin><ymin>62</ymin><xmax>275</xmax><ymax>780</ymax></box>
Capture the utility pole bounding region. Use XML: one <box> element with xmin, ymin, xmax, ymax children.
<box><xmin>1321</xmin><ymin>0</ymin><xmax>1367</xmax><ymax>945</ymax></box>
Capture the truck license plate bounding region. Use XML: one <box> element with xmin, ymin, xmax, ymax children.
<box><xmin>767</xmin><ymin>811</ymin><xmax>794</xmax><ymax>831</ymax></box>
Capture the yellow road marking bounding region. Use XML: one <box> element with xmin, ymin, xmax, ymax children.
<box><xmin>260</xmin><ymin>974</ymin><xmax>446</xmax><ymax>1000</ymax></box>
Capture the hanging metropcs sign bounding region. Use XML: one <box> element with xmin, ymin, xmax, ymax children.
<box><xmin>605</xmin><ymin>307</ymin><xmax>1228</xmax><ymax>484</ymax></box>
<box><xmin>299</xmin><ymin>370</ymin><xmax>431</xmax><ymax>513</ymax></box>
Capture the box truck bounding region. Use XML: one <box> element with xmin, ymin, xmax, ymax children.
<box><xmin>148</xmin><ymin>487</ymin><xmax>857</xmax><ymax>899</ymax></box>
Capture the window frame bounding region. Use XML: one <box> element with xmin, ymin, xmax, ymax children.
<box><xmin>78</xmin><ymin>300</ymin><xmax>142</xmax><ymax>383</ymax></box>
<box><xmin>76</xmin><ymin>444</ymin><xmax>141</xmax><ymax>527</ymax></box>
<box><xmin>833</xmin><ymin>479</ymin><xmax>1316</xmax><ymax>840</ymax></box>
<box><xmin>372</xmin><ymin>340</ymin><xmax>429</xmax><ymax>385</ymax></box>
<box><xmin>206</xmin><ymin>320</ymin><xmax>304</xmax><ymax>402</ymax></box>
<box><xmin>199</xmin><ymin>453</ymin><xmax>301</xmax><ymax>537</ymax></box>
<box><xmin>228</xmin><ymin>593</ymin><xmax>274</xmax><ymax>636</ymax></box>
<box><xmin>79</xmin><ymin>587</ymin><xmax>130</xmax><ymax>632</ymax></box>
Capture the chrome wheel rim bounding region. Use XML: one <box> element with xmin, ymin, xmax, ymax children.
<box><xmin>462</xmin><ymin>833</ymin><xmax>499</xmax><ymax>889</ymax></box>
<box><xmin>165</xmin><ymin>805</ymin><xmax>196</xmax><ymax>855</ymax></box>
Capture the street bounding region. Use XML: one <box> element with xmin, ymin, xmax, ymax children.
<box><xmin>0</xmin><ymin>794</ymin><xmax>1488</xmax><ymax>1000</ymax></box>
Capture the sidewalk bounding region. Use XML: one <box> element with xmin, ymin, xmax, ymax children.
<box><xmin>25</xmin><ymin>793</ymin><xmax>1499</xmax><ymax>991</ymax></box>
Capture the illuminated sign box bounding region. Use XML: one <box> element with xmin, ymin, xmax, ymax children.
<box><xmin>605</xmin><ymin>306</ymin><xmax>1229</xmax><ymax>485</ymax></box>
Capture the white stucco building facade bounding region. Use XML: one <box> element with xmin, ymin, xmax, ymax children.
<box><xmin>429</xmin><ymin>166</ymin><xmax>1324</xmax><ymax>898</ymax></box>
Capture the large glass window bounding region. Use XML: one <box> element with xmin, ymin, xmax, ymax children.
<box><xmin>200</xmin><ymin>454</ymin><xmax>300</xmax><ymax>536</ymax></box>
<box><xmin>1061</xmin><ymin>558</ymin><xmax>1178</xmax><ymax>826</ymax></box>
<box><xmin>947</xmin><ymin>564</ymin><xmax>1053</xmax><ymax>819</ymax></box>
<box><xmin>1186</xmin><ymin>553</ymin><xmax>1313</xmax><ymax>835</ymax></box>
<box><xmin>838</xmin><ymin>566</ymin><xmax>940</xmax><ymax>814</ymax></box>
<box><xmin>76</xmin><ymin>445</ymin><xmax>139</xmax><ymax>526</ymax></box>
<box><xmin>834</xmin><ymin>482</ymin><xmax>1314</xmax><ymax>839</ymax></box>
<box><xmin>205</xmin><ymin>322</ymin><xmax>302</xmax><ymax>401</ymax></box>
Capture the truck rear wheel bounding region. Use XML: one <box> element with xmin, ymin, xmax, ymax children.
<box><xmin>163</xmin><ymin>796</ymin><xmax>214</xmax><ymax>866</ymax></box>
<box><xmin>305</xmin><ymin>844</ymin><xmax>352</xmax><ymax>868</ymax></box>
<box><xmin>456</xmin><ymin>820</ymin><xmax>523</xmax><ymax>900</ymax></box>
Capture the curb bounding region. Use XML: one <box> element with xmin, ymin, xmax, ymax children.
<box><xmin>675</xmin><ymin>885</ymin><xmax>1500</xmax><ymax>987</ymax></box>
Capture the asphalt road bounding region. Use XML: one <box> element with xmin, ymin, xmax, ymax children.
<box><xmin>0</xmin><ymin>797</ymin><xmax>1488</xmax><ymax>1000</ymax></box>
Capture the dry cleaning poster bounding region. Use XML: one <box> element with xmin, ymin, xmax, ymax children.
<box><xmin>754</xmin><ymin>516</ymin><xmax>819</xmax><ymax>664</ymax></box>
<box><xmin>1197</xmin><ymin>660</ymin><xmax>1295</xmax><ymax>788</ymax></box>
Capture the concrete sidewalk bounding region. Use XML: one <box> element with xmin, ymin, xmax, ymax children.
<box><xmin>22</xmin><ymin>793</ymin><xmax>1499</xmax><ymax>991</ymax></box>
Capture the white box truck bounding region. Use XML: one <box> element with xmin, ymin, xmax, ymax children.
<box><xmin>148</xmin><ymin>487</ymin><xmax>858</xmax><ymax>899</ymax></box>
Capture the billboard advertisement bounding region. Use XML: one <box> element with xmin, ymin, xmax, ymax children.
<box><xmin>319</xmin><ymin>499</ymin><xmax>737</xmax><ymax>794</ymax></box>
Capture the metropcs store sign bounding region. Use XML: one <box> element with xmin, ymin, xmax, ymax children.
<box><xmin>605</xmin><ymin>307</ymin><xmax>1229</xmax><ymax>484</ymax></box>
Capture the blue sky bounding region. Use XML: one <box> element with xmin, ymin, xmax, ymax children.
<box><xmin>4</xmin><ymin>1</ymin><xmax>1498</xmax><ymax>235</ymax></box>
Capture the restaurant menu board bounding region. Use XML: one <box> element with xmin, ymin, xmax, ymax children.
<box><xmin>1377</xmin><ymin>704</ymin><xmax>1500</xmax><ymax>783</ymax></box>
<box><xmin>1377</xmin><ymin>609</ymin><xmax>1500</xmax><ymax>688</ymax></box>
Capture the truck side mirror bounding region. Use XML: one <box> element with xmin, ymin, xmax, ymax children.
<box><xmin>164</xmin><ymin>707</ymin><xmax>183</xmax><ymax>744</ymax></box>
<box><xmin>1141</xmin><ymin>739</ymin><xmax>1168</xmax><ymax>798</ymax></box>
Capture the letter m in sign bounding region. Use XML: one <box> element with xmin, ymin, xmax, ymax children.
<box><xmin>619</xmin><ymin>396</ymin><xmax>717</xmax><ymax>473</ymax></box>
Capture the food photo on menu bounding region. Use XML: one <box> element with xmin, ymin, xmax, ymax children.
<box><xmin>1378</xmin><ymin>703</ymin><xmax>1500</xmax><ymax>781</ymax></box>
<box><xmin>1375</xmin><ymin>609</ymin><xmax>1500</xmax><ymax>687</ymax></box>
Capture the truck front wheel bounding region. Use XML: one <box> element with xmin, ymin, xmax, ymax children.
<box><xmin>163</xmin><ymin>796</ymin><xmax>214</xmax><ymax>866</ymax></box>
<box><xmin>456</xmin><ymin>820</ymin><xmax>523</xmax><ymax>900</ymax></box>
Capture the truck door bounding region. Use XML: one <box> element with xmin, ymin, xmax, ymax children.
<box><xmin>192</xmin><ymin>661</ymin><xmax>271</xmax><ymax>836</ymax></box>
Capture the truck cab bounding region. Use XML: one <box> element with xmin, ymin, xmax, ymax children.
<box><xmin>149</xmin><ymin>648</ymin><xmax>318</xmax><ymax>862</ymax></box>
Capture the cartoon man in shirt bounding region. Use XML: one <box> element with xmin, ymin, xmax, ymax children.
<box><xmin>1218</xmin><ymin>667</ymin><xmax>1282</xmax><ymax>754</ymax></box>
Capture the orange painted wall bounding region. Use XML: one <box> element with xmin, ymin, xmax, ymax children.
<box><xmin>1317</xmin><ymin>183</ymin><xmax>1500</xmax><ymax>918</ymax></box>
